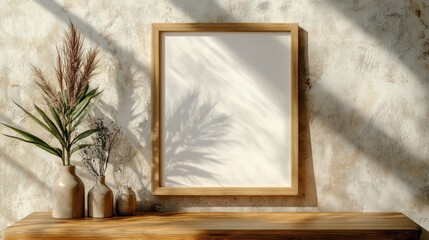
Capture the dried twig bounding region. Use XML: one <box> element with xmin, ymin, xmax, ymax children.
<box><xmin>81</xmin><ymin>117</ymin><xmax>119</xmax><ymax>176</ymax></box>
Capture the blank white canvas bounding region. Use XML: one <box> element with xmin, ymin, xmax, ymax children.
<box><xmin>161</xmin><ymin>32</ymin><xmax>292</xmax><ymax>187</ymax></box>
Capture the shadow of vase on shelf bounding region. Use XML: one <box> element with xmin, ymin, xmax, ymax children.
<box><xmin>88</xmin><ymin>176</ymin><xmax>113</xmax><ymax>218</ymax></box>
<box><xmin>52</xmin><ymin>165</ymin><xmax>85</xmax><ymax>219</ymax></box>
<box><xmin>115</xmin><ymin>187</ymin><xmax>136</xmax><ymax>216</ymax></box>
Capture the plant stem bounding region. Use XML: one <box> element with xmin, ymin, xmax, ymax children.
<box><xmin>61</xmin><ymin>147</ymin><xmax>66</xmax><ymax>166</ymax></box>
<box><xmin>66</xmin><ymin>148</ymin><xmax>71</xmax><ymax>166</ymax></box>
<box><xmin>65</xmin><ymin>115</ymin><xmax>72</xmax><ymax>166</ymax></box>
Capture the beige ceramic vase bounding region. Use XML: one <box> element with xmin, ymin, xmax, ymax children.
<box><xmin>115</xmin><ymin>187</ymin><xmax>136</xmax><ymax>216</ymax></box>
<box><xmin>52</xmin><ymin>165</ymin><xmax>85</xmax><ymax>218</ymax></box>
<box><xmin>88</xmin><ymin>176</ymin><xmax>113</xmax><ymax>218</ymax></box>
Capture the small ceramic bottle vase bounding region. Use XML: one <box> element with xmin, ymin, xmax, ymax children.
<box><xmin>52</xmin><ymin>165</ymin><xmax>85</xmax><ymax>218</ymax></box>
<box><xmin>88</xmin><ymin>176</ymin><xmax>113</xmax><ymax>218</ymax></box>
<box><xmin>115</xmin><ymin>187</ymin><xmax>136</xmax><ymax>216</ymax></box>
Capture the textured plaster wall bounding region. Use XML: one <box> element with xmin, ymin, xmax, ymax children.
<box><xmin>0</xmin><ymin>0</ymin><xmax>429</xmax><ymax>238</ymax></box>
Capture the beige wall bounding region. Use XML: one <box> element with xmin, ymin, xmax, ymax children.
<box><xmin>1</xmin><ymin>0</ymin><xmax>428</xmax><ymax>238</ymax></box>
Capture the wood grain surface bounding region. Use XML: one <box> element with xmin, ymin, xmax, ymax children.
<box><xmin>4</xmin><ymin>212</ymin><xmax>421</xmax><ymax>239</ymax></box>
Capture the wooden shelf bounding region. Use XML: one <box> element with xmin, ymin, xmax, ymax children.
<box><xmin>4</xmin><ymin>212</ymin><xmax>421</xmax><ymax>239</ymax></box>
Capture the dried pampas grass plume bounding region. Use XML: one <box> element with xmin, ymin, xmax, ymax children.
<box><xmin>33</xmin><ymin>20</ymin><xmax>99</xmax><ymax>109</ymax></box>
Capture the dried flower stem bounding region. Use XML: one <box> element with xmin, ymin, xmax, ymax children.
<box><xmin>81</xmin><ymin>117</ymin><xmax>119</xmax><ymax>176</ymax></box>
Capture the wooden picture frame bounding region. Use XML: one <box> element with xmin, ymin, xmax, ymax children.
<box><xmin>152</xmin><ymin>23</ymin><xmax>298</xmax><ymax>195</ymax></box>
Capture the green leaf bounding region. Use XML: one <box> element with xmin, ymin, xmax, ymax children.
<box><xmin>49</xmin><ymin>105</ymin><xmax>69</xmax><ymax>143</ymax></box>
<box><xmin>13</xmin><ymin>101</ymin><xmax>52</xmax><ymax>134</ymax></box>
<box><xmin>1</xmin><ymin>129</ymin><xmax>62</xmax><ymax>158</ymax></box>
<box><xmin>71</xmin><ymin>127</ymin><xmax>103</xmax><ymax>145</ymax></box>
<box><xmin>60</xmin><ymin>91</ymin><xmax>72</xmax><ymax>118</ymax></box>
<box><xmin>64</xmin><ymin>90</ymin><xmax>69</xmax><ymax>106</ymax></box>
<box><xmin>71</xmin><ymin>89</ymin><xmax>101</xmax><ymax>120</ymax></box>
<box><xmin>3</xmin><ymin>134</ymin><xmax>62</xmax><ymax>157</ymax></box>
<box><xmin>71</xmin><ymin>93</ymin><xmax>101</xmax><ymax>132</ymax></box>
<box><xmin>47</xmin><ymin>103</ymin><xmax>65</xmax><ymax>136</ymax></box>
<box><xmin>71</xmin><ymin>144</ymin><xmax>92</xmax><ymax>155</ymax></box>
<box><xmin>34</xmin><ymin>104</ymin><xmax>66</xmax><ymax>147</ymax></box>
<box><xmin>1</xmin><ymin>122</ymin><xmax>50</xmax><ymax>145</ymax></box>
<box><xmin>76</xmin><ymin>85</ymin><xmax>89</xmax><ymax>105</ymax></box>
<box><xmin>73</xmin><ymin>89</ymin><xmax>97</xmax><ymax>114</ymax></box>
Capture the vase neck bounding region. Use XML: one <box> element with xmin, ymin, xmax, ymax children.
<box><xmin>96</xmin><ymin>176</ymin><xmax>106</xmax><ymax>184</ymax></box>
<box><xmin>120</xmin><ymin>187</ymin><xmax>133</xmax><ymax>193</ymax></box>
<box><xmin>61</xmin><ymin>165</ymin><xmax>76</xmax><ymax>175</ymax></box>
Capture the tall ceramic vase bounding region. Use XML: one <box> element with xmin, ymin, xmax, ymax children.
<box><xmin>88</xmin><ymin>176</ymin><xmax>113</xmax><ymax>218</ymax></box>
<box><xmin>52</xmin><ymin>165</ymin><xmax>85</xmax><ymax>218</ymax></box>
<box><xmin>115</xmin><ymin>187</ymin><xmax>136</xmax><ymax>216</ymax></box>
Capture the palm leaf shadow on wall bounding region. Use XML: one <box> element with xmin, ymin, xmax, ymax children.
<box><xmin>163</xmin><ymin>89</ymin><xmax>232</xmax><ymax>186</ymax></box>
